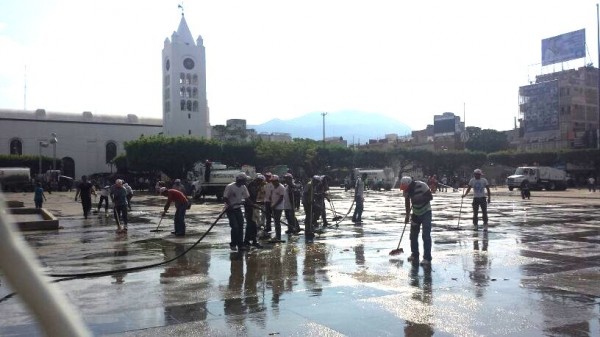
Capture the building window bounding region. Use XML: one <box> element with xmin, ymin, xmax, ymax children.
<box><xmin>180</xmin><ymin>73</ymin><xmax>185</xmax><ymax>84</ymax></box>
<box><xmin>192</xmin><ymin>87</ymin><xmax>198</xmax><ymax>98</ymax></box>
<box><xmin>186</xmin><ymin>87</ymin><xmax>191</xmax><ymax>98</ymax></box>
<box><xmin>9</xmin><ymin>138</ymin><xmax>22</xmax><ymax>155</ymax></box>
<box><xmin>105</xmin><ymin>142</ymin><xmax>117</xmax><ymax>164</ymax></box>
<box><xmin>180</xmin><ymin>87</ymin><xmax>185</xmax><ymax>98</ymax></box>
<box><xmin>188</xmin><ymin>113</ymin><xmax>191</xmax><ymax>119</ymax></box>
<box><xmin>192</xmin><ymin>74</ymin><xmax>198</xmax><ymax>85</ymax></box>
<box><xmin>188</xmin><ymin>130</ymin><xmax>191</xmax><ymax>135</ymax></box>
<box><xmin>181</xmin><ymin>100</ymin><xmax>186</xmax><ymax>110</ymax></box>
<box><xmin>187</xmin><ymin>100</ymin><xmax>192</xmax><ymax>111</ymax></box>
<box><xmin>186</xmin><ymin>74</ymin><xmax>191</xmax><ymax>85</ymax></box>
<box><xmin>193</xmin><ymin>101</ymin><xmax>199</xmax><ymax>112</ymax></box>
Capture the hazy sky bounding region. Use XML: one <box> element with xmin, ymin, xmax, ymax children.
<box><xmin>1</xmin><ymin>1</ymin><xmax>598</xmax><ymax>132</ymax></box>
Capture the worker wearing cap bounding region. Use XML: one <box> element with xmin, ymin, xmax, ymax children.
<box><xmin>263</xmin><ymin>172</ymin><xmax>274</xmax><ymax>234</ymax></box>
<box><xmin>160</xmin><ymin>186</ymin><xmax>189</xmax><ymax>236</ymax></box>
<box><xmin>462</xmin><ymin>168</ymin><xmax>491</xmax><ymax>231</ymax></box>
<box><xmin>223</xmin><ymin>173</ymin><xmax>250</xmax><ymax>250</ymax></box>
<box><xmin>352</xmin><ymin>173</ymin><xmax>368</xmax><ymax>223</ymax></box>
<box><xmin>283</xmin><ymin>173</ymin><xmax>301</xmax><ymax>234</ymax></box>
<box><xmin>111</xmin><ymin>179</ymin><xmax>129</xmax><ymax>232</ymax></box>
<box><xmin>270</xmin><ymin>175</ymin><xmax>286</xmax><ymax>242</ymax></box>
<box><xmin>400</xmin><ymin>176</ymin><xmax>433</xmax><ymax>266</ymax></box>
<box><xmin>244</xmin><ymin>175</ymin><xmax>265</xmax><ymax>248</ymax></box>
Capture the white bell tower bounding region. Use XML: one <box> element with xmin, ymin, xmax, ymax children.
<box><xmin>162</xmin><ymin>11</ymin><xmax>211</xmax><ymax>138</ymax></box>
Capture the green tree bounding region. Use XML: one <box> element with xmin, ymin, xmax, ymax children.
<box><xmin>465</xmin><ymin>127</ymin><xmax>509</xmax><ymax>153</ymax></box>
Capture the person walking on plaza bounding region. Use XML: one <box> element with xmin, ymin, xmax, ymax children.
<box><xmin>223</xmin><ymin>173</ymin><xmax>250</xmax><ymax>250</ymax></box>
<box><xmin>160</xmin><ymin>186</ymin><xmax>189</xmax><ymax>236</ymax></box>
<box><xmin>111</xmin><ymin>179</ymin><xmax>129</xmax><ymax>232</ymax></box>
<box><xmin>352</xmin><ymin>173</ymin><xmax>368</xmax><ymax>223</ymax></box>
<box><xmin>400</xmin><ymin>176</ymin><xmax>433</xmax><ymax>266</ymax></box>
<box><xmin>33</xmin><ymin>182</ymin><xmax>47</xmax><ymax>209</ymax></box>
<box><xmin>462</xmin><ymin>169</ymin><xmax>492</xmax><ymax>231</ymax></box>
<box><xmin>97</xmin><ymin>185</ymin><xmax>111</xmax><ymax>215</ymax></box>
<box><xmin>588</xmin><ymin>176</ymin><xmax>596</xmax><ymax>192</ymax></box>
<box><xmin>74</xmin><ymin>175</ymin><xmax>95</xmax><ymax>219</ymax></box>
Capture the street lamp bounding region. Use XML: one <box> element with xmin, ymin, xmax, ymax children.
<box><xmin>38</xmin><ymin>141</ymin><xmax>49</xmax><ymax>176</ymax></box>
<box><xmin>321</xmin><ymin>112</ymin><xmax>327</xmax><ymax>144</ymax></box>
<box><xmin>49</xmin><ymin>132</ymin><xmax>58</xmax><ymax>171</ymax></box>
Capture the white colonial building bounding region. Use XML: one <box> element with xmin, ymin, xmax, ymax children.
<box><xmin>0</xmin><ymin>14</ymin><xmax>210</xmax><ymax>179</ymax></box>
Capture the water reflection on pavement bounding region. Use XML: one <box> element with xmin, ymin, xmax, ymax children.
<box><xmin>0</xmin><ymin>188</ymin><xmax>599</xmax><ymax>336</ymax></box>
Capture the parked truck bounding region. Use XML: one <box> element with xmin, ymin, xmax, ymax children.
<box><xmin>190</xmin><ymin>162</ymin><xmax>256</xmax><ymax>200</ymax></box>
<box><xmin>0</xmin><ymin>167</ymin><xmax>32</xmax><ymax>192</ymax></box>
<box><xmin>345</xmin><ymin>167</ymin><xmax>397</xmax><ymax>191</ymax></box>
<box><xmin>506</xmin><ymin>166</ymin><xmax>567</xmax><ymax>191</ymax></box>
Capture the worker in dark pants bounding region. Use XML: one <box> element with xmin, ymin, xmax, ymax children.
<box><xmin>74</xmin><ymin>175</ymin><xmax>95</xmax><ymax>219</ymax></box>
<box><xmin>462</xmin><ymin>169</ymin><xmax>492</xmax><ymax>231</ymax></box>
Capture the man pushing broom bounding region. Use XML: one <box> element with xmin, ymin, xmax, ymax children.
<box><xmin>390</xmin><ymin>177</ymin><xmax>433</xmax><ymax>267</ymax></box>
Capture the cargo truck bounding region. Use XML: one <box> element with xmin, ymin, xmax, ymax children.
<box><xmin>506</xmin><ymin>166</ymin><xmax>567</xmax><ymax>191</ymax></box>
<box><xmin>0</xmin><ymin>167</ymin><xmax>32</xmax><ymax>192</ymax></box>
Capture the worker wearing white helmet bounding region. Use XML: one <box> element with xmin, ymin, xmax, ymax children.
<box><xmin>462</xmin><ymin>168</ymin><xmax>491</xmax><ymax>231</ymax></box>
<box><xmin>400</xmin><ymin>176</ymin><xmax>434</xmax><ymax>266</ymax></box>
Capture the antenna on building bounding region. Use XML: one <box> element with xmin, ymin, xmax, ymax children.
<box><xmin>24</xmin><ymin>65</ymin><xmax>27</xmax><ymax>110</ymax></box>
<box><xmin>178</xmin><ymin>2</ymin><xmax>184</xmax><ymax>16</ymax></box>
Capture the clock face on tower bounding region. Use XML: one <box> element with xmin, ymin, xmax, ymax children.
<box><xmin>183</xmin><ymin>58</ymin><xmax>195</xmax><ymax>70</ymax></box>
<box><xmin>165</xmin><ymin>59</ymin><xmax>170</xmax><ymax>70</ymax></box>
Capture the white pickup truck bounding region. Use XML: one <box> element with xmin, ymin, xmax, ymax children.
<box><xmin>190</xmin><ymin>162</ymin><xmax>255</xmax><ymax>200</ymax></box>
<box><xmin>506</xmin><ymin>166</ymin><xmax>567</xmax><ymax>191</ymax></box>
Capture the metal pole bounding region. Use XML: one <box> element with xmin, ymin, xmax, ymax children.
<box><xmin>52</xmin><ymin>143</ymin><xmax>56</xmax><ymax>171</ymax></box>
<box><xmin>597</xmin><ymin>4</ymin><xmax>600</xmax><ymax>149</ymax></box>
<box><xmin>38</xmin><ymin>143</ymin><xmax>42</xmax><ymax>175</ymax></box>
<box><xmin>321</xmin><ymin>112</ymin><xmax>327</xmax><ymax>144</ymax></box>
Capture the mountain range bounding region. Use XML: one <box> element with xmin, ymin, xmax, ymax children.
<box><xmin>250</xmin><ymin>111</ymin><xmax>412</xmax><ymax>143</ymax></box>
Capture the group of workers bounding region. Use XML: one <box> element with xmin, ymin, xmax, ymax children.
<box><xmin>71</xmin><ymin>167</ymin><xmax>492</xmax><ymax>266</ymax></box>
<box><xmin>223</xmin><ymin>172</ymin><xmax>328</xmax><ymax>251</ymax></box>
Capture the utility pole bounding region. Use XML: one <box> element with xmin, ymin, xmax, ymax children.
<box><xmin>597</xmin><ymin>4</ymin><xmax>600</xmax><ymax>149</ymax></box>
<box><xmin>321</xmin><ymin>112</ymin><xmax>328</xmax><ymax>144</ymax></box>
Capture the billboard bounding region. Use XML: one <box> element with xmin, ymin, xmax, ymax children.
<box><xmin>541</xmin><ymin>29</ymin><xmax>585</xmax><ymax>66</ymax></box>
<box><xmin>434</xmin><ymin>115</ymin><xmax>456</xmax><ymax>135</ymax></box>
<box><xmin>519</xmin><ymin>80</ymin><xmax>559</xmax><ymax>132</ymax></box>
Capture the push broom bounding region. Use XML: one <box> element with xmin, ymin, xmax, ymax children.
<box><xmin>389</xmin><ymin>209</ymin><xmax>410</xmax><ymax>255</ymax></box>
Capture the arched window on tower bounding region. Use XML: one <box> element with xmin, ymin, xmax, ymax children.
<box><xmin>192</xmin><ymin>87</ymin><xmax>198</xmax><ymax>98</ymax></box>
<box><xmin>187</xmin><ymin>100</ymin><xmax>192</xmax><ymax>111</ymax></box>
<box><xmin>179</xmin><ymin>87</ymin><xmax>185</xmax><ymax>98</ymax></box>
<box><xmin>186</xmin><ymin>87</ymin><xmax>191</xmax><ymax>99</ymax></box>
<box><xmin>186</xmin><ymin>74</ymin><xmax>191</xmax><ymax>85</ymax></box>
<box><xmin>192</xmin><ymin>74</ymin><xmax>198</xmax><ymax>85</ymax></box>
<box><xmin>193</xmin><ymin>101</ymin><xmax>199</xmax><ymax>112</ymax></box>
<box><xmin>9</xmin><ymin>138</ymin><xmax>22</xmax><ymax>155</ymax></box>
<box><xmin>180</xmin><ymin>99</ymin><xmax>186</xmax><ymax>111</ymax></box>
<box><xmin>105</xmin><ymin>142</ymin><xmax>117</xmax><ymax>164</ymax></box>
<box><xmin>179</xmin><ymin>73</ymin><xmax>185</xmax><ymax>84</ymax></box>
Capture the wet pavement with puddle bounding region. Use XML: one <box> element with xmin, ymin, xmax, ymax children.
<box><xmin>1</xmin><ymin>188</ymin><xmax>599</xmax><ymax>336</ymax></box>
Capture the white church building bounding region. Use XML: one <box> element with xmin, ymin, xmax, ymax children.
<box><xmin>0</xmin><ymin>14</ymin><xmax>210</xmax><ymax>179</ymax></box>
